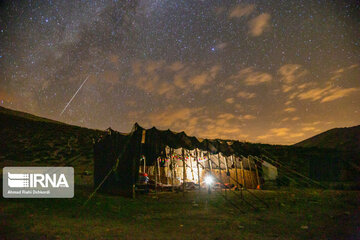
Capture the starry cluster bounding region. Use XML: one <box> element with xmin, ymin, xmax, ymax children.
<box><xmin>0</xmin><ymin>0</ymin><xmax>359</xmax><ymax>144</ymax></box>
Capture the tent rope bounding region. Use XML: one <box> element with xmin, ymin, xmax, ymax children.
<box><xmin>259</xmin><ymin>154</ymin><xmax>326</xmax><ymax>189</ymax></box>
<box><xmin>189</xmin><ymin>156</ymin><xmax>265</xmax><ymax>211</ymax></box>
<box><xmin>81</xmin><ymin>158</ymin><xmax>120</xmax><ymax>208</ymax></box>
<box><xmin>206</xmin><ymin>156</ymin><xmax>269</xmax><ymax>208</ymax></box>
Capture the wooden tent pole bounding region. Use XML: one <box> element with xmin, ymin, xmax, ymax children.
<box><xmin>217</xmin><ymin>153</ymin><xmax>226</xmax><ymax>196</ymax></box>
<box><xmin>157</xmin><ymin>156</ymin><xmax>161</xmax><ymax>183</ymax></box>
<box><xmin>255</xmin><ymin>163</ymin><xmax>261</xmax><ymax>189</ymax></box>
<box><xmin>143</xmin><ymin>158</ymin><xmax>145</xmax><ymax>173</ymax></box>
<box><xmin>247</xmin><ymin>156</ymin><xmax>254</xmax><ymax>188</ymax></box>
<box><xmin>166</xmin><ymin>149</ymin><xmax>169</xmax><ymax>185</ymax></box>
<box><xmin>240</xmin><ymin>159</ymin><xmax>245</xmax><ymax>191</ymax></box>
<box><xmin>233</xmin><ymin>155</ymin><xmax>239</xmax><ymax>189</ymax></box>
<box><xmin>133</xmin><ymin>132</ymin><xmax>142</xmax><ymax>199</ymax></box>
<box><xmin>182</xmin><ymin>148</ymin><xmax>186</xmax><ymax>196</ymax></box>
<box><xmin>247</xmin><ymin>156</ymin><xmax>252</xmax><ymax>171</ymax></box>
<box><xmin>132</xmin><ymin>158</ymin><xmax>136</xmax><ymax>199</ymax></box>
<box><xmin>218</xmin><ymin>153</ymin><xmax>222</xmax><ymax>185</ymax></box>
<box><xmin>206</xmin><ymin>152</ymin><xmax>212</xmax><ymax>195</ymax></box>
<box><xmin>189</xmin><ymin>150</ymin><xmax>194</xmax><ymax>180</ymax></box>
<box><xmin>224</xmin><ymin>155</ymin><xmax>229</xmax><ymax>173</ymax></box>
<box><xmin>155</xmin><ymin>158</ymin><xmax>158</xmax><ymax>195</ymax></box>
<box><xmin>208</xmin><ymin>153</ymin><xmax>213</xmax><ymax>173</ymax></box>
<box><xmin>224</xmin><ymin>155</ymin><xmax>228</xmax><ymax>197</ymax></box>
<box><xmin>170</xmin><ymin>148</ymin><xmax>174</xmax><ymax>192</ymax></box>
<box><xmin>195</xmin><ymin>149</ymin><xmax>201</xmax><ymax>193</ymax></box>
<box><xmin>174</xmin><ymin>151</ymin><xmax>177</xmax><ymax>187</ymax></box>
<box><xmin>224</xmin><ymin>155</ymin><xmax>230</xmax><ymax>193</ymax></box>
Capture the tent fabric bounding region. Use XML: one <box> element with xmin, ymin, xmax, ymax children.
<box><xmin>129</xmin><ymin>123</ymin><xmax>266</xmax><ymax>161</ymax></box>
<box><xmin>262</xmin><ymin>161</ymin><xmax>278</xmax><ymax>180</ymax></box>
<box><xmin>147</xmin><ymin>123</ymin><xmax>263</xmax><ymax>159</ymax></box>
<box><xmin>94</xmin><ymin>128</ymin><xmax>141</xmax><ymax>196</ymax></box>
<box><xmin>94</xmin><ymin>123</ymin><xmax>267</xmax><ymax>171</ymax></box>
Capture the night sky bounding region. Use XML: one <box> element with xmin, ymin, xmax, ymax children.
<box><xmin>0</xmin><ymin>0</ymin><xmax>359</xmax><ymax>144</ymax></box>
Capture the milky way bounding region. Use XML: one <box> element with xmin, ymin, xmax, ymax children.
<box><xmin>0</xmin><ymin>0</ymin><xmax>359</xmax><ymax>144</ymax></box>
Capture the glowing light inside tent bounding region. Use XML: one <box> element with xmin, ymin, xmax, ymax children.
<box><xmin>204</xmin><ymin>175</ymin><xmax>214</xmax><ymax>185</ymax></box>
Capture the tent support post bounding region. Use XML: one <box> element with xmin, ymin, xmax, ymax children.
<box><xmin>225</xmin><ymin>155</ymin><xmax>229</xmax><ymax>173</ymax></box>
<box><xmin>170</xmin><ymin>148</ymin><xmax>174</xmax><ymax>192</ymax></box>
<box><xmin>255</xmin><ymin>163</ymin><xmax>261</xmax><ymax>189</ymax></box>
<box><xmin>224</xmin><ymin>155</ymin><xmax>229</xmax><ymax>196</ymax></box>
<box><xmin>189</xmin><ymin>150</ymin><xmax>194</xmax><ymax>180</ymax></box>
<box><xmin>132</xmin><ymin>156</ymin><xmax>136</xmax><ymax>199</ymax></box>
<box><xmin>196</xmin><ymin>149</ymin><xmax>201</xmax><ymax>193</ymax></box>
<box><xmin>166</xmin><ymin>149</ymin><xmax>169</xmax><ymax>185</ymax></box>
<box><xmin>208</xmin><ymin>153</ymin><xmax>213</xmax><ymax>172</ymax></box>
<box><xmin>247</xmin><ymin>156</ymin><xmax>252</xmax><ymax>172</ymax></box>
<box><xmin>143</xmin><ymin>156</ymin><xmax>146</xmax><ymax>173</ymax></box>
<box><xmin>233</xmin><ymin>155</ymin><xmax>239</xmax><ymax>190</ymax></box>
<box><xmin>157</xmin><ymin>157</ymin><xmax>161</xmax><ymax>184</ymax></box>
<box><xmin>155</xmin><ymin>159</ymin><xmax>158</xmax><ymax>195</ymax></box>
<box><xmin>247</xmin><ymin>156</ymin><xmax>253</xmax><ymax>188</ymax></box>
<box><xmin>182</xmin><ymin>148</ymin><xmax>186</xmax><ymax>197</ymax></box>
<box><xmin>132</xmin><ymin>135</ymin><xmax>141</xmax><ymax>199</ymax></box>
<box><xmin>218</xmin><ymin>153</ymin><xmax>222</xmax><ymax>186</ymax></box>
<box><xmin>240</xmin><ymin>159</ymin><xmax>245</xmax><ymax>199</ymax></box>
<box><xmin>207</xmin><ymin>152</ymin><xmax>212</xmax><ymax>195</ymax></box>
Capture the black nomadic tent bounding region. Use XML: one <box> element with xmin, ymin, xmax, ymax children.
<box><xmin>94</xmin><ymin>123</ymin><xmax>265</xmax><ymax>196</ymax></box>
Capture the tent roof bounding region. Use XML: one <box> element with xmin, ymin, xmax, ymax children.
<box><xmin>100</xmin><ymin>123</ymin><xmax>265</xmax><ymax>157</ymax></box>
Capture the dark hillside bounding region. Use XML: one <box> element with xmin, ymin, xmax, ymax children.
<box><xmin>295</xmin><ymin>125</ymin><xmax>360</xmax><ymax>153</ymax></box>
<box><xmin>294</xmin><ymin>125</ymin><xmax>360</xmax><ymax>182</ymax></box>
<box><xmin>0</xmin><ymin>106</ymin><xmax>103</xmax><ymax>170</ymax></box>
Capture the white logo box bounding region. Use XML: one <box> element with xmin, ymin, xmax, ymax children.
<box><xmin>3</xmin><ymin>167</ymin><xmax>74</xmax><ymax>198</ymax></box>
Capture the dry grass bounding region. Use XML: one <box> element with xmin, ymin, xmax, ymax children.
<box><xmin>0</xmin><ymin>184</ymin><xmax>359</xmax><ymax>240</ymax></box>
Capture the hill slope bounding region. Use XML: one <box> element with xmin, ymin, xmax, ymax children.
<box><xmin>0</xmin><ymin>106</ymin><xmax>104</xmax><ymax>170</ymax></box>
<box><xmin>294</xmin><ymin>125</ymin><xmax>360</xmax><ymax>152</ymax></box>
<box><xmin>1</xmin><ymin>106</ymin><xmax>358</xmax><ymax>182</ymax></box>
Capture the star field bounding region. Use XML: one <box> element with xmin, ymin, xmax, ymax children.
<box><xmin>0</xmin><ymin>0</ymin><xmax>359</xmax><ymax>144</ymax></box>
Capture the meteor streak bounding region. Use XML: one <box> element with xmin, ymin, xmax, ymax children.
<box><xmin>60</xmin><ymin>75</ymin><xmax>89</xmax><ymax>116</ymax></box>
